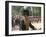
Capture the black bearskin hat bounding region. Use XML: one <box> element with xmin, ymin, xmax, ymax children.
<box><xmin>22</xmin><ymin>9</ymin><xmax>29</xmax><ymax>16</ymax></box>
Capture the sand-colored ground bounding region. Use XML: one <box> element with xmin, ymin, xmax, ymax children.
<box><xmin>29</xmin><ymin>22</ymin><xmax>41</xmax><ymax>30</ymax></box>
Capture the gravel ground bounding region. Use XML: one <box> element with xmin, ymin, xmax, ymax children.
<box><xmin>29</xmin><ymin>22</ymin><xmax>41</xmax><ymax>30</ymax></box>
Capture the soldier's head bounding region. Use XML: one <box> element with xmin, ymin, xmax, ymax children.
<box><xmin>23</xmin><ymin>9</ymin><xmax>29</xmax><ymax>16</ymax></box>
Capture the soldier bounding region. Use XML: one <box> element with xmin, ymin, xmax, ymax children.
<box><xmin>21</xmin><ymin>9</ymin><xmax>37</xmax><ymax>30</ymax></box>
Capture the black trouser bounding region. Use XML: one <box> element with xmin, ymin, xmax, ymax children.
<box><xmin>21</xmin><ymin>20</ymin><xmax>37</xmax><ymax>30</ymax></box>
<box><xmin>29</xmin><ymin>23</ymin><xmax>37</xmax><ymax>30</ymax></box>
